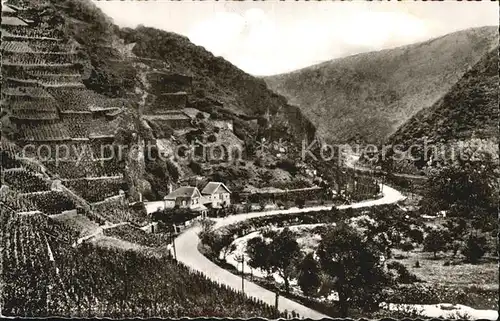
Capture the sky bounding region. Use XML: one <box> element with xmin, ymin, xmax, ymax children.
<box><xmin>93</xmin><ymin>1</ymin><xmax>498</xmax><ymax>76</ymax></box>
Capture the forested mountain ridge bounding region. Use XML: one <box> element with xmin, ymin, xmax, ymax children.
<box><xmin>264</xmin><ymin>26</ymin><xmax>498</xmax><ymax>144</ymax></box>
<box><xmin>370</xmin><ymin>45</ymin><xmax>499</xmax><ymax>175</ymax></box>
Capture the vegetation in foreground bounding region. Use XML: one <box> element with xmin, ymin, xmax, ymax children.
<box><xmin>0</xmin><ymin>208</ymin><xmax>288</xmax><ymax>318</ymax></box>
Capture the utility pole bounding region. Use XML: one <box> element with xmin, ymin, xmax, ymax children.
<box><xmin>236</xmin><ymin>254</ymin><xmax>245</xmax><ymax>293</ymax></box>
<box><xmin>275</xmin><ymin>290</ymin><xmax>279</xmax><ymax>318</ymax></box>
<box><xmin>172</xmin><ymin>225</ymin><xmax>177</xmax><ymax>260</ymax></box>
<box><xmin>241</xmin><ymin>254</ymin><xmax>245</xmax><ymax>294</ymax></box>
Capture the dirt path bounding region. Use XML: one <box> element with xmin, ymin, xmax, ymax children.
<box><xmin>72</xmin><ymin>222</ymin><xmax>129</xmax><ymax>247</ymax></box>
<box><xmin>344</xmin><ymin>153</ymin><xmax>427</xmax><ymax>180</ymax></box>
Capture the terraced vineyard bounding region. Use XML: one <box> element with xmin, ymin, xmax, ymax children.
<box><xmin>0</xmin><ymin>139</ymin><xmax>286</xmax><ymax>318</ymax></box>
<box><xmin>0</xmin><ymin>206</ymin><xmax>287</xmax><ymax>318</ymax></box>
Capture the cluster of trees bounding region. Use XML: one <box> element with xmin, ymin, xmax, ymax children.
<box><xmin>244</xmin><ymin>224</ymin><xmax>393</xmax><ymax>316</ymax></box>
<box><xmin>421</xmin><ymin>154</ymin><xmax>497</xmax><ymax>220</ymax></box>
<box><xmin>423</xmin><ymin>227</ymin><xmax>491</xmax><ymax>263</ymax></box>
<box><xmin>417</xmin><ymin>151</ymin><xmax>497</xmax><ymax>263</ymax></box>
<box><xmin>246</xmin><ymin>228</ymin><xmax>301</xmax><ymax>293</ymax></box>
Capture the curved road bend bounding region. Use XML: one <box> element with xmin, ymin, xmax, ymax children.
<box><xmin>175</xmin><ymin>184</ymin><xmax>405</xmax><ymax>319</ymax></box>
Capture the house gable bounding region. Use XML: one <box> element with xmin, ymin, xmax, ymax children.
<box><xmin>201</xmin><ymin>182</ymin><xmax>231</xmax><ymax>195</ymax></box>
<box><xmin>213</xmin><ymin>184</ymin><xmax>230</xmax><ymax>195</ymax></box>
<box><xmin>191</xmin><ymin>188</ymin><xmax>202</xmax><ymax>199</ymax></box>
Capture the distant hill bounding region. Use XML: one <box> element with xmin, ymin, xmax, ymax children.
<box><xmin>372</xmin><ymin>46</ymin><xmax>499</xmax><ymax>174</ymax></box>
<box><xmin>264</xmin><ymin>27</ymin><xmax>498</xmax><ymax>144</ymax></box>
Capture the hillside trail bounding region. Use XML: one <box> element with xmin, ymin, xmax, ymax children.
<box><xmin>175</xmin><ymin>183</ymin><xmax>405</xmax><ymax>319</ymax></box>
<box><xmin>73</xmin><ymin>222</ymin><xmax>129</xmax><ymax>247</ymax></box>
<box><xmin>343</xmin><ymin>153</ymin><xmax>427</xmax><ymax>180</ymax></box>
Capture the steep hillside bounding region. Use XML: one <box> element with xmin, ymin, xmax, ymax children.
<box><xmin>264</xmin><ymin>27</ymin><xmax>498</xmax><ymax>144</ymax></box>
<box><xmin>118</xmin><ymin>26</ymin><xmax>316</xmax><ymax>142</ymax></box>
<box><xmin>370</xmin><ymin>46</ymin><xmax>499</xmax><ymax>174</ymax></box>
<box><xmin>2</xmin><ymin>0</ymin><xmax>321</xmax><ymax>201</ymax></box>
<box><xmin>45</xmin><ymin>0</ymin><xmax>316</xmax><ymax>143</ymax></box>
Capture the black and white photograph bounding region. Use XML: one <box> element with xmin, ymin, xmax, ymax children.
<box><xmin>0</xmin><ymin>0</ymin><xmax>498</xmax><ymax>319</ymax></box>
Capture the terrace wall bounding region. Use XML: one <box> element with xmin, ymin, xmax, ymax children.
<box><xmin>147</xmin><ymin>72</ymin><xmax>193</xmax><ymax>94</ymax></box>
<box><xmin>63</xmin><ymin>177</ymin><xmax>126</xmax><ymax>203</ymax></box>
<box><xmin>152</xmin><ymin>92</ymin><xmax>188</xmax><ymax>111</ymax></box>
<box><xmin>241</xmin><ymin>187</ymin><xmax>327</xmax><ymax>204</ymax></box>
<box><xmin>91</xmin><ymin>193</ymin><xmax>130</xmax><ymax>223</ymax></box>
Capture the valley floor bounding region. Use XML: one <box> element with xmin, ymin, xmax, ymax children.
<box><xmin>173</xmin><ymin>183</ymin><xmax>498</xmax><ymax>319</ymax></box>
<box><xmin>174</xmin><ymin>184</ymin><xmax>404</xmax><ymax>318</ymax></box>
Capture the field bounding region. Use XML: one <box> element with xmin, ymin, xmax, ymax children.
<box><xmin>390</xmin><ymin>248</ymin><xmax>498</xmax><ymax>290</ymax></box>
<box><xmin>49</xmin><ymin>212</ymin><xmax>100</xmax><ymax>238</ymax></box>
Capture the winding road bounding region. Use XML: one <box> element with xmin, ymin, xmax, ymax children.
<box><xmin>175</xmin><ymin>184</ymin><xmax>405</xmax><ymax>319</ymax></box>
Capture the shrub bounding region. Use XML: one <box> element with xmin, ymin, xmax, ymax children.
<box><xmin>295</xmin><ymin>197</ymin><xmax>305</xmax><ymax>209</ymax></box>
<box><xmin>462</xmin><ymin>233</ymin><xmax>489</xmax><ymax>264</ymax></box>
<box><xmin>189</xmin><ymin>161</ymin><xmax>202</xmax><ymax>175</ymax></box>
<box><xmin>387</xmin><ymin>261</ymin><xmax>420</xmax><ymax>283</ymax></box>
<box><xmin>388</xmin><ymin>284</ymin><xmax>440</xmax><ymax>304</ymax></box>
<box><xmin>207</xmin><ymin>134</ymin><xmax>217</xmax><ymax>143</ymax></box>
<box><xmin>408</xmin><ymin>228</ymin><xmax>424</xmax><ymax>244</ymax></box>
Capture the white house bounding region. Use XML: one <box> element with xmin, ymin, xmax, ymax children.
<box><xmin>201</xmin><ymin>182</ymin><xmax>231</xmax><ymax>208</ymax></box>
<box><xmin>164</xmin><ymin>186</ymin><xmax>202</xmax><ymax>209</ymax></box>
<box><xmin>163</xmin><ymin>186</ymin><xmax>208</xmax><ymax>216</ymax></box>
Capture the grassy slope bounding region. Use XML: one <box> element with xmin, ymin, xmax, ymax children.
<box><xmin>264</xmin><ymin>27</ymin><xmax>498</xmax><ymax>144</ymax></box>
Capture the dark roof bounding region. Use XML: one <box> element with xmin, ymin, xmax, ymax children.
<box><xmin>201</xmin><ymin>182</ymin><xmax>231</xmax><ymax>195</ymax></box>
<box><xmin>164</xmin><ymin>186</ymin><xmax>200</xmax><ymax>200</ymax></box>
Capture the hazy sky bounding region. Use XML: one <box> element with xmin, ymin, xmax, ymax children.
<box><xmin>93</xmin><ymin>1</ymin><xmax>498</xmax><ymax>76</ymax></box>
